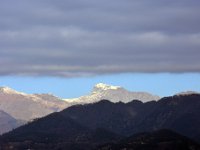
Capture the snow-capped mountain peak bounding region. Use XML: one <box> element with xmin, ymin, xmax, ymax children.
<box><xmin>0</xmin><ymin>87</ymin><xmax>71</xmax><ymax>121</ymax></box>
<box><xmin>64</xmin><ymin>83</ymin><xmax>160</xmax><ymax>104</ymax></box>
<box><xmin>93</xmin><ymin>83</ymin><xmax>121</xmax><ymax>93</ymax></box>
<box><xmin>0</xmin><ymin>87</ymin><xmax>26</xmax><ymax>95</ymax></box>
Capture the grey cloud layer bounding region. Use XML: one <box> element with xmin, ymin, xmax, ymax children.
<box><xmin>0</xmin><ymin>0</ymin><xmax>200</xmax><ymax>77</ymax></box>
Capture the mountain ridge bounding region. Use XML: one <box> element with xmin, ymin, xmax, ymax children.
<box><xmin>0</xmin><ymin>84</ymin><xmax>161</xmax><ymax>135</ymax></box>
<box><xmin>64</xmin><ymin>83</ymin><xmax>160</xmax><ymax>104</ymax></box>
<box><xmin>1</xmin><ymin>94</ymin><xmax>200</xmax><ymax>149</ymax></box>
<box><xmin>1</xmin><ymin>84</ymin><xmax>199</xmax><ymax>136</ymax></box>
<box><xmin>0</xmin><ymin>88</ymin><xmax>70</xmax><ymax>121</ymax></box>
<box><xmin>63</xmin><ymin>93</ymin><xmax>200</xmax><ymax>141</ymax></box>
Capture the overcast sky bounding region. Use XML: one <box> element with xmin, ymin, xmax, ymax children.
<box><xmin>0</xmin><ymin>0</ymin><xmax>200</xmax><ymax>77</ymax></box>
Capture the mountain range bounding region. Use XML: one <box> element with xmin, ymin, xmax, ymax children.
<box><xmin>0</xmin><ymin>87</ymin><xmax>71</xmax><ymax>134</ymax></box>
<box><xmin>64</xmin><ymin>83</ymin><xmax>160</xmax><ymax>104</ymax></box>
<box><xmin>0</xmin><ymin>84</ymin><xmax>160</xmax><ymax>134</ymax></box>
<box><xmin>0</xmin><ymin>93</ymin><xmax>200</xmax><ymax>149</ymax></box>
<box><xmin>0</xmin><ymin>87</ymin><xmax>70</xmax><ymax>121</ymax></box>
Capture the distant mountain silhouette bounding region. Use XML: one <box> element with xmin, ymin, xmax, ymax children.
<box><xmin>0</xmin><ymin>87</ymin><xmax>73</xmax><ymax>134</ymax></box>
<box><xmin>64</xmin><ymin>83</ymin><xmax>160</xmax><ymax>104</ymax></box>
<box><xmin>0</xmin><ymin>87</ymin><xmax>71</xmax><ymax>121</ymax></box>
<box><xmin>0</xmin><ymin>110</ymin><xmax>24</xmax><ymax>135</ymax></box>
<box><xmin>97</xmin><ymin>129</ymin><xmax>200</xmax><ymax>150</ymax></box>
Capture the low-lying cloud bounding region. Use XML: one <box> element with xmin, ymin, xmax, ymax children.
<box><xmin>0</xmin><ymin>0</ymin><xmax>200</xmax><ymax>77</ymax></box>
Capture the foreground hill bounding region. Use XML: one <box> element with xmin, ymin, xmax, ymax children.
<box><xmin>97</xmin><ymin>129</ymin><xmax>200</xmax><ymax>150</ymax></box>
<box><xmin>0</xmin><ymin>93</ymin><xmax>200</xmax><ymax>149</ymax></box>
<box><xmin>0</xmin><ymin>112</ymin><xmax>121</xmax><ymax>150</ymax></box>
<box><xmin>1</xmin><ymin>125</ymin><xmax>199</xmax><ymax>150</ymax></box>
<box><xmin>63</xmin><ymin>93</ymin><xmax>200</xmax><ymax>142</ymax></box>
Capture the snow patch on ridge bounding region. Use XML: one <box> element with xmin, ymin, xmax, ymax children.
<box><xmin>64</xmin><ymin>83</ymin><xmax>160</xmax><ymax>104</ymax></box>
<box><xmin>0</xmin><ymin>87</ymin><xmax>27</xmax><ymax>95</ymax></box>
<box><xmin>92</xmin><ymin>83</ymin><xmax>121</xmax><ymax>94</ymax></box>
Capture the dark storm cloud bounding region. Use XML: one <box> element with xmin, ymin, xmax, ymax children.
<box><xmin>0</xmin><ymin>0</ymin><xmax>200</xmax><ymax>77</ymax></box>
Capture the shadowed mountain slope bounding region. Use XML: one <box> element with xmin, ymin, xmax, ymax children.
<box><xmin>97</xmin><ymin>129</ymin><xmax>200</xmax><ymax>150</ymax></box>
<box><xmin>63</xmin><ymin>94</ymin><xmax>200</xmax><ymax>141</ymax></box>
<box><xmin>0</xmin><ymin>111</ymin><xmax>122</xmax><ymax>150</ymax></box>
<box><xmin>0</xmin><ymin>94</ymin><xmax>200</xmax><ymax>149</ymax></box>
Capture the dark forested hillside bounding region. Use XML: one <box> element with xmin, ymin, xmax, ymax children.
<box><xmin>97</xmin><ymin>129</ymin><xmax>200</xmax><ymax>150</ymax></box>
<box><xmin>0</xmin><ymin>94</ymin><xmax>200</xmax><ymax>149</ymax></box>
<box><xmin>0</xmin><ymin>111</ymin><xmax>122</xmax><ymax>150</ymax></box>
<box><xmin>63</xmin><ymin>94</ymin><xmax>200</xmax><ymax>141</ymax></box>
